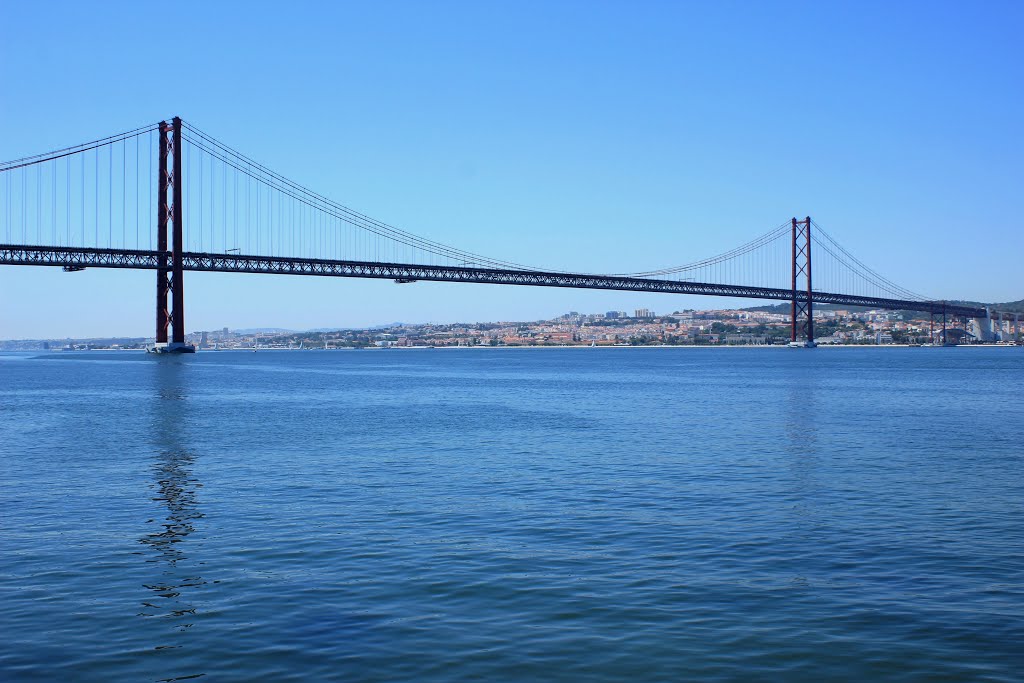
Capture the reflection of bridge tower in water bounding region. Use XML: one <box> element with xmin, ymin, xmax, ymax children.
<box><xmin>138</xmin><ymin>362</ymin><xmax>205</xmax><ymax>636</ymax></box>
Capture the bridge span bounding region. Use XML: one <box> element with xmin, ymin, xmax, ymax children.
<box><xmin>1</xmin><ymin>116</ymin><xmax>1019</xmax><ymax>350</ymax></box>
<box><xmin>0</xmin><ymin>243</ymin><xmax>994</xmax><ymax>321</ymax></box>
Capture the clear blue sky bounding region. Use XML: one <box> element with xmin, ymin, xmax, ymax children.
<box><xmin>1</xmin><ymin>0</ymin><xmax>1021</xmax><ymax>338</ymax></box>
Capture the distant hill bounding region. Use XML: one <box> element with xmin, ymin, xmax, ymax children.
<box><xmin>743</xmin><ymin>299</ymin><xmax>1024</xmax><ymax>315</ymax></box>
<box><xmin>305</xmin><ymin>323</ymin><xmax>404</xmax><ymax>332</ymax></box>
<box><xmin>233</xmin><ymin>327</ymin><xmax>295</xmax><ymax>334</ymax></box>
<box><xmin>742</xmin><ymin>302</ymin><xmax>871</xmax><ymax>314</ymax></box>
<box><xmin>955</xmin><ymin>299</ymin><xmax>1024</xmax><ymax>314</ymax></box>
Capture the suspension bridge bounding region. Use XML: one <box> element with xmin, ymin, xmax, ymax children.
<box><xmin>1</xmin><ymin>117</ymin><xmax>1018</xmax><ymax>352</ymax></box>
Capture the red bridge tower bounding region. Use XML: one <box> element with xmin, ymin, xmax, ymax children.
<box><xmin>790</xmin><ymin>216</ymin><xmax>814</xmax><ymax>347</ymax></box>
<box><xmin>150</xmin><ymin>117</ymin><xmax>194</xmax><ymax>353</ymax></box>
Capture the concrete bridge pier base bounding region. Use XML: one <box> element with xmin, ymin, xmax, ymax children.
<box><xmin>971</xmin><ymin>307</ymin><xmax>995</xmax><ymax>343</ymax></box>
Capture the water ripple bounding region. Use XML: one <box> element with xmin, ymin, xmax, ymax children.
<box><xmin>1</xmin><ymin>348</ymin><xmax>1022</xmax><ymax>681</ymax></box>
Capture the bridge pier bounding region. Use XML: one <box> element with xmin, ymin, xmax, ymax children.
<box><xmin>996</xmin><ymin>310</ymin><xmax>1006</xmax><ymax>342</ymax></box>
<box><xmin>149</xmin><ymin>117</ymin><xmax>193</xmax><ymax>354</ymax></box>
<box><xmin>971</xmin><ymin>307</ymin><xmax>994</xmax><ymax>343</ymax></box>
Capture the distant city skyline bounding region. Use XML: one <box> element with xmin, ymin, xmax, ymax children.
<box><xmin>3</xmin><ymin>300</ymin><xmax>1019</xmax><ymax>347</ymax></box>
<box><xmin>2</xmin><ymin>1</ymin><xmax>1022</xmax><ymax>338</ymax></box>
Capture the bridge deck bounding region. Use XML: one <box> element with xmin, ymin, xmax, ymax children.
<box><xmin>0</xmin><ymin>244</ymin><xmax>993</xmax><ymax>319</ymax></box>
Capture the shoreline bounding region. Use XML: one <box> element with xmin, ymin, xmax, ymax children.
<box><xmin>29</xmin><ymin>344</ymin><xmax>1024</xmax><ymax>352</ymax></box>
<box><xmin>5</xmin><ymin>342</ymin><xmax>1020</xmax><ymax>354</ymax></box>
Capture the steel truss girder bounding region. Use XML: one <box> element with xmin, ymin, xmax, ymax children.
<box><xmin>0</xmin><ymin>245</ymin><xmax>161</xmax><ymax>269</ymax></box>
<box><xmin>0</xmin><ymin>244</ymin><xmax>993</xmax><ymax>320</ymax></box>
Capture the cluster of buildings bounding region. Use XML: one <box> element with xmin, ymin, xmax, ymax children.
<box><xmin>181</xmin><ymin>306</ymin><xmax>1021</xmax><ymax>349</ymax></box>
<box><xmin>3</xmin><ymin>306</ymin><xmax>1018</xmax><ymax>352</ymax></box>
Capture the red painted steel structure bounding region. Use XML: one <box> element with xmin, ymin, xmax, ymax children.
<box><xmin>0</xmin><ymin>243</ymin><xmax>997</xmax><ymax>320</ymax></box>
<box><xmin>156</xmin><ymin>121</ymin><xmax>171</xmax><ymax>343</ymax></box>
<box><xmin>171</xmin><ymin>117</ymin><xmax>185</xmax><ymax>344</ymax></box>
<box><xmin>790</xmin><ymin>217</ymin><xmax>813</xmax><ymax>343</ymax></box>
<box><xmin>155</xmin><ymin>118</ymin><xmax>186</xmax><ymax>345</ymax></box>
<box><xmin>3</xmin><ymin>119</ymin><xmax>1015</xmax><ymax>342</ymax></box>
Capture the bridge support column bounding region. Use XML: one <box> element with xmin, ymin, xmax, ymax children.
<box><xmin>149</xmin><ymin>116</ymin><xmax>193</xmax><ymax>353</ymax></box>
<box><xmin>790</xmin><ymin>216</ymin><xmax>814</xmax><ymax>346</ymax></box>
<box><xmin>170</xmin><ymin>117</ymin><xmax>187</xmax><ymax>346</ymax></box>
<box><xmin>155</xmin><ymin>120</ymin><xmax>170</xmax><ymax>344</ymax></box>
<box><xmin>976</xmin><ymin>306</ymin><xmax>995</xmax><ymax>343</ymax></box>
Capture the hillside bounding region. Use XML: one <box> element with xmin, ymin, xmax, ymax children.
<box><xmin>744</xmin><ymin>299</ymin><xmax>1024</xmax><ymax>315</ymax></box>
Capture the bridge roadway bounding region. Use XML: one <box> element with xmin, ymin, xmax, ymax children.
<box><xmin>0</xmin><ymin>244</ymin><xmax>992</xmax><ymax>319</ymax></box>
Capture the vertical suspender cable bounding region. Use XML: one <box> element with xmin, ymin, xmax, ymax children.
<box><xmin>52</xmin><ymin>158</ymin><xmax>56</xmax><ymax>245</ymax></box>
<box><xmin>36</xmin><ymin>164</ymin><xmax>41</xmax><ymax>244</ymax></box>
<box><xmin>246</xmin><ymin>164</ymin><xmax>250</xmax><ymax>253</ymax></box>
<box><xmin>94</xmin><ymin>150</ymin><xmax>98</xmax><ymax>247</ymax></box>
<box><xmin>148</xmin><ymin>130</ymin><xmax>153</xmax><ymax>249</ymax></box>
<box><xmin>210</xmin><ymin>152</ymin><xmax>214</xmax><ymax>252</ymax></box>
<box><xmin>136</xmin><ymin>135</ymin><xmax>139</xmax><ymax>248</ymax></box>
<box><xmin>198</xmin><ymin>144</ymin><xmax>203</xmax><ymax>251</ymax></box>
<box><xmin>80</xmin><ymin>153</ymin><xmax>84</xmax><ymax>247</ymax></box>
<box><xmin>65</xmin><ymin>157</ymin><xmax>70</xmax><ymax>246</ymax></box>
<box><xmin>222</xmin><ymin>153</ymin><xmax>227</xmax><ymax>253</ymax></box>
<box><xmin>108</xmin><ymin>145</ymin><xmax>112</xmax><ymax>248</ymax></box>
<box><xmin>120</xmin><ymin>141</ymin><xmax>125</xmax><ymax>248</ymax></box>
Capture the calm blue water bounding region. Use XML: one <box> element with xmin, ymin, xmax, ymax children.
<box><xmin>1</xmin><ymin>347</ymin><xmax>1022</xmax><ymax>681</ymax></box>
